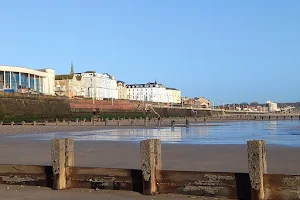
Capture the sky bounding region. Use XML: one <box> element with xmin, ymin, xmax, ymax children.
<box><xmin>0</xmin><ymin>0</ymin><xmax>299</xmax><ymax>104</ymax></box>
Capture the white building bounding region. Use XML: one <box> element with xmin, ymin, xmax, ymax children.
<box><xmin>166</xmin><ymin>88</ymin><xmax>181</xmax><ymax>104</ymax></box>
<box><xmin>81</xmin><ymin>71</ymin><xmax>117</xmax><ymax>100</ymax></box>
<box><xmin>117</xmin><ymin>81</ymin><xmax>127</xmax><ymax>99</ymax></box>
<box><xmin>0</xmin><ymin>65</ymin><xmax>55</xmax><ymax>95</ymax></box>
<box><xmin>126</xmin><ymin>81</ymin><xmax>181</xmax><ymax>104</ymax></box>
<box><xmin>266</xmin><ymin>100</ymin><xmax>280</xmax><ymax>112</ymax></box>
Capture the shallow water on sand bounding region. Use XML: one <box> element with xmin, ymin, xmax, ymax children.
<box><xmin>3</xmin><ymin>120</ymin><xmax>300</xmax><ymax>146</ymax></box>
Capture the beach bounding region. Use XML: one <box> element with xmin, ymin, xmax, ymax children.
<box><xmin>0</xmin><ymin>125</ymin><xmax>299</xmax><ymax>199</ymax></box>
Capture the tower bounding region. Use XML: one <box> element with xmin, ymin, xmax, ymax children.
<box><xmin>70</xmin><ymin>62</ymin><xmax>74</xmax><ymax>75</ymax></box>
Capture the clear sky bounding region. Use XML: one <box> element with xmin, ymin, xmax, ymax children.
<box><xmin>0</xmin><ymin>0</ymin><xmax>299</xmax><ymax>104</ymax></box>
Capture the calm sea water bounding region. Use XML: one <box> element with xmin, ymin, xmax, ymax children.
<box><xmin>3</xmin><ymin>120</ymin><xmax>300</xmax><ymax>146</ymax></box>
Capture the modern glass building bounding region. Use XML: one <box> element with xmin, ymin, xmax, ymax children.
<box><xmin>0</xmin><ymin>65</ymin><xmax>55</xmax><ymax>95</ymax></box>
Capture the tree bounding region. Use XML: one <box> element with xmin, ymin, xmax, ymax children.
<box><xmin>250</xmin><ymin>102</ymin><xmax>260</xmax><ymax>106</ymax></box>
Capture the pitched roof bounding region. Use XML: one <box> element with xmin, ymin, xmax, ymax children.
<box><xmin>75</xmin><ymin>76</ymin><xmax>82</xmax><ymax>81</ymax></box>
<box><xmin>166</xmin><ymin>87</ymin><xmax>178</xmax><ymax>90</ymax></box>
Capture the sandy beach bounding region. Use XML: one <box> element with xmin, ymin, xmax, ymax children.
<box><xmin>0</xmin><ymin>125</ymin><xmax>299</xmax><ymax>199</ymax></box>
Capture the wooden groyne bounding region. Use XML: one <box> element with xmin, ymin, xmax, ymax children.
<box><xmin>0</xmin><ymin>138</ymin><xmax>300</xmax><ymax>199</ymax></box>
<box><xmin>1</xmin><ymin>114</ymin><xmax>300</xmax><ymax>127</ymax></box>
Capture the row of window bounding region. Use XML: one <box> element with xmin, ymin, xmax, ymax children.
<box><xmin>0</xmin><ymin>71</ymin><xmax>43</xmax><ymax>92</ymax></box>
<box><xmin>127</xmin><ymin>84</ymin><xmax>159</xmax><ymax>88</ymax></box>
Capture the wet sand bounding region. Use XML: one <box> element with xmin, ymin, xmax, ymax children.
<box><xmin>0</xmin><ymin>125</ymin><xmax>299</xmax><ymax>199</ymax></box>
<box><xmin>0</xmin><ymin>140</ymin><xmax>299</xmax><ymax>174</ymax></box>
<box><xmin>0</xmin><ymin>184</ymin><xmax>227</xmax><ymax>200</ymax></box>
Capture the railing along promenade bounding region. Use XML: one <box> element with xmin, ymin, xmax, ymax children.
<box><xmin>0</xmin><ymin>138</ymin><xmax>299</xmax><ymax>199</ymax></box>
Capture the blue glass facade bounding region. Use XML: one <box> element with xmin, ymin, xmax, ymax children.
<box><xmin>0</xmin><ymin>70</ymin><xmax>46</xmax><ymax>93</ymax></box>
<box><xmin>0</xmin><ymin>72</ymin><xmax>4</xmax><ymax>89</ymax></box>
<box><xmin>30</xmin><ymin>75</ymin><xmax>34</xmax><ymax>89</ymax></box>
<box><xmin>5</xmin><ymin>72</ymin><xmax>10</xmax><ymax>89</ymax></box>
<box><xmin>36</xmin><ymin>78</ymin><xmax>40</xmax><ymax>92</ymax></box>
<box><xmin>11</xmin><ymin>72</ymin><xmax>18</xmax><ymax>91</ymax></box>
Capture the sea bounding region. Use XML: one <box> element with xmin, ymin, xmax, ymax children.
<box><xmin>4</xmin><ymin>120</ymin><xmax>300</xmax><ymax>147</ymax></box>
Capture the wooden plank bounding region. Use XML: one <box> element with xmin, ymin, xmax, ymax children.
<box><xmin>0</xmin><ymin>165</ymin><xmax>52</xmax><ymax>187</ymax></box>
<box><xmin>66</xmin><ymin>167</ymin><xmax>142</xmax><ymax>192</ymax></box>
<box><xmin>264</xmin><ymin>174</ymin><xmax>300</xmax><ymax>190</ymax></box>
<box><xmin>65</xmin><ymin>138</ymin><xmax>74</xmax><ymax>168</ymax></box>
<box><xmin>156</xmin><ymin>170</ymin><xmax>251</xmax><ymax>199</ymax></box>
<box><xmin>0</xmin><ymin>164</ymin><xmax>48</xmax><ymax>174</ymax></box>
<box><xmin>66</xmin><ymin>167</ymin><xmax>137</xmax><ymax>177</ymax></box>
<box><xmin>265</xmin><ymin>188</ymin><xmax>300</xmax><ymax>200</ymax></box>
<box><xmin>153</xmin><ymin>139</ymin><xmax>162</xmax><ymax>170</ymax></box>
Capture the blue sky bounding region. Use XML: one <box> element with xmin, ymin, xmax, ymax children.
<box><xmin>0</xmin><ymin>0</ymin><xmax>299</xmax><ymax>104</ymax></box>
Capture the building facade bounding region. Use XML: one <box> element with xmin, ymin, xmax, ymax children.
<box><xmin>0</xmin><ymin>65</ymin><xmax>55</xmax><ymax>95</ymax></box>
<box><xmin>126</xmin><ymin>81</ymin><xmax>181</xmax><ymax>103</ymax></box>
<box><xmin>166</xmin><ymin>88</ymin><xmax>181</xmax><ymax>104</ymax></box>
<box><xmin>117</xmin><ymin>81</ymin><xmax>127</xmax><ymax>99</ymax></box>
<box><xmin>81</xmin><ymin>71</ymin><xmax>117</xmax><ymax>100</ymax></box>
<box><xmin>182</xmin><ymin>97</ymin><xmax>211</xmax><ymax>108</ymax></box>
<box><xmin>266</xmin><ymin>100</ymin><xmax>280</xmax><ymax>112</ymax></box>
<box><xmin>55</xmin><ymin>73</ymin><xmax>84</xmax><ymax>98</ymax></box>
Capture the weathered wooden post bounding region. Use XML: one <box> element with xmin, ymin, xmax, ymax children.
<box><xmin>105</xmin><ymin>118</ymin><xmax>108</xmax><ymax>126</ymax></box>
<box><xmin>80</xmin><ymin>120</ymin><xmax>85</xmax><ymax>126</ymax></box>
<box><xmin>51</xmin><ymin>138</ymin><xmax>66</xmax><ymax>190</ymax></box>
<box><xmin>157</xmin><ymin>119</ymin><xmax>161</xmax><ymax>126</ymax></box>
<box><xmin>56</xmin><ymin>119</ymin><xmax>59</xmax><ymax>126</ymax></box>
<box><xmin>65</xmin><ymin>138</ymin><xmax>74</xmax><ymax>188</ymax></box>
<box><xmin>153</xmin><ymin>139</ymin><xmax>162</xmax><ymax>170</ymax></box>
<box><xmin>33</xmin><ymin>121</ymin><xmax>37</xmax><ymax>126</ymax></box>
<box><xmin>131</xmin><ymin>120</ymin><xmax>134</xmax><ymax>126</ymax></box>
<box><xmin>140</xmin><ymin>139</ymin><xmax>161</xmax><ymax>195</ymax></box>
<box><xmin>186</xmin><ymin>118</ymin><xmax>190</xmax><ymax>126</ymax></box>
<box><xmin>144</xmin><ymin>118</ymin><xmax>148</xmax><ymax>126</ymax></box>
<box><xmin>117</xmin><ymin>120</ymin><xmax>121</xmax><ymax>126</ymax></box>
<box><xmin>171</xmin><ymin>120</ymin><xmax>175</xmax><ymax>127</ymax></box>
<box><xmin>247</xmin><ymin>140</ymin><xmax>267</xmax><ymax>200</ymax></box>
<box><xmin>10</xmin><ymin>121</ymin><xmax>14</xmax><ymax>126</ymax></box>
<box><xmin>22</xmin><ymin>121</ymin><xmax>25</xmax><ymax>126</ymax></box>
<box><xmin>44</xmin><ymin>120</ymin><xmax>48</xmax><ymax>126</ymax></box>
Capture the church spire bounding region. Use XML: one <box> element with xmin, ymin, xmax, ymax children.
<box><xmin>70</xmin><ymin>62</ymin><xmax>74</xmax><ymax>75</ymax></box>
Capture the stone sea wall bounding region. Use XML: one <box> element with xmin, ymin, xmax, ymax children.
<box><xmin>0</xmin><ymin>93</ymin><xmax>71</xmax><ymax>122</ymax></box>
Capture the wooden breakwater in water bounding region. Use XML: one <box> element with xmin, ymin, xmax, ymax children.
<box><xmin>0</xmin><ymin>139</ymin><xmax>299</xmax><ymax>199</ymax></box>
<box><xmin>2</xmin><ymin>114</ymin><xmax>300</xmax><ymax>127</ymax></box>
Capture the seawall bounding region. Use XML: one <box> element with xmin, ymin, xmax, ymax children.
<box><xmin>70</xmin><ymin>99</ymin><xmax>216</xmax><ymax>118</ymax></box>
<box><xmin>0</xmin><ymin>93</ymin><xmax>71</xmax><ymax>122</ymax></box>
